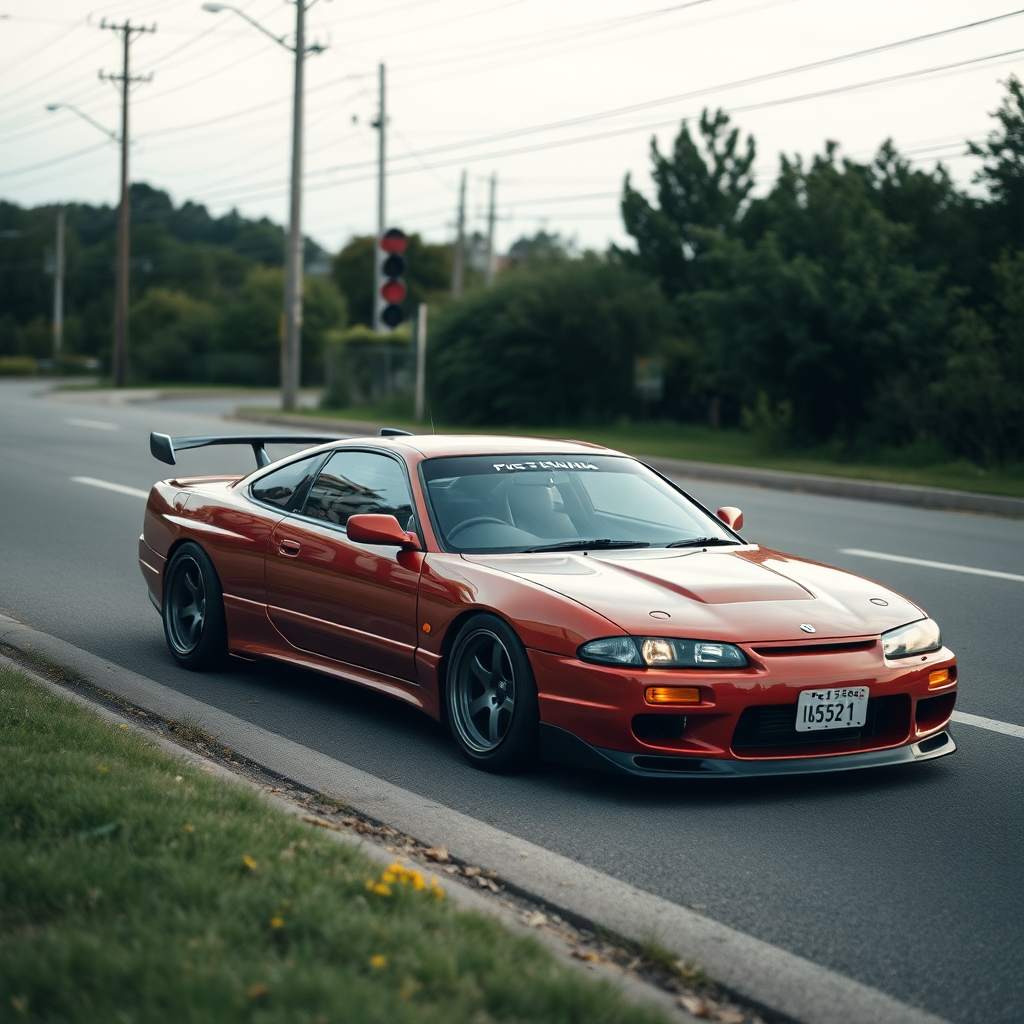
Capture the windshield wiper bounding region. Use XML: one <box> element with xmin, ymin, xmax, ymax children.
<box><xmin>523</xmin><ymin>539</ymin><xmax>651</xmax><ymax>553</ymax></box>
<box><xmin>665</xmin><ymin>537</ymin><xmax>741</xmax><ymax>548</ymax></box>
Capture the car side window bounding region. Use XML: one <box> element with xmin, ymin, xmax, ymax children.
<box><xmin>301</xmin><ymin>451</ymin><xmax>414</xmax><ymax>530</ymax></box>
<box><xmin>250</xmin><ymin>454</ymin><xmax>322</xmax><ymax>511</ymax></box>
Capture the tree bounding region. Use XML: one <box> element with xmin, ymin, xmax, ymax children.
<box><xmin>428</xmin><ymin>255</ymin><xmax>676</xmax><ymax>426</ymax></box>
<box><xmin>620</xmin><ymin>108</ymin><xmax>755</xmax><ymax>297</ymax></box>
<box><xmin>970</xmin><ymin>75</ymin><xmax>1024</xmax><ymax>256</ymax></box>
<box><xmin>685</xmin><ymin>146</ymin><xmax>949</xmax><ymax>444</ymax></box>
<box><xmin>929</xmin><ymin>250</ymin><xmax>1024</xmax><ymax>463</ymax></box>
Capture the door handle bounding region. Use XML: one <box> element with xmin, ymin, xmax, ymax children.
<box><xmin>279</xmin><ymin>539</ymin><xmax>301</xmax><ymax>556</ymax></box>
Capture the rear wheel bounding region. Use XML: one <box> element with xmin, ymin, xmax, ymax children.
<box><xmin>446</xmin><ymin>613</ymin><xmax>539</xmax><ymax>772</ymax></box>
<box><xmin>162</xmin><ymin>542</ymin><xmax>226</xmax><ymax>670</ymax></box>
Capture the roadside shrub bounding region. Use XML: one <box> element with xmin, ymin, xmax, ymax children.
<box><xmin>0</xmin><ymin>355</ymin><xmax>36</xmax><ymax>376</ymax></box>
<box><xmin>428</xmin><ymin>255</ymin><xmax>676</xmax><ymax>426</ymax></box>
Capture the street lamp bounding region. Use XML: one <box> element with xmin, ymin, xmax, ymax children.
<box><xmin>46</xmin><ymin>102</ymin><xmax>119</xmax><ymax>142</ymax></box>
<box><xmin>203</xmin><ymin>2</ymin><xmax>325</xmax><ymax>411</ymax></box>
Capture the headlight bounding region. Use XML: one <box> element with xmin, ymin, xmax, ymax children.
<box><xmin>578</xmin><ymin>637</ymin><xmax>747</xmax><ymax>669</ymax></box>
<box><xmin>881</xmin><ymin>618</ymin><xmax>942</xmax><ymax>659</ymax></box>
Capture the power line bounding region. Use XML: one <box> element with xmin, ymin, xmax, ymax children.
<box><xmin>179</xmin><ymin>43</ymin><xmax>1023</xmax><ymax>209</ymax></box>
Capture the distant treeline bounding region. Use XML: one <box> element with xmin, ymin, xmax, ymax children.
<box><xmin>429</xmin><ymin>77</ymin><xmax>1024</xmax><ymax>466</ymax></box>
<box><xmin>0</xmin><ymin>183</ymin><xmax>345</xmax><ymax>385</ymax></box>
<box><xmin>2</xmin><ymin>78</ymin><xmax>1023</xmax><ymax>465</ymax></box>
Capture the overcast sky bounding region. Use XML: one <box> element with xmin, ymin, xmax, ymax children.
<box><xmin>1</xmin><ymin>0</ymin><xmax>1021</xmax><ymax>256</ymax></box>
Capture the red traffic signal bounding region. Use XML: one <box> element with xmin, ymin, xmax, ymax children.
<box><xmin>379</xmin><ymin>227</ymin><xmax>407</xmax><ymax>328</ymax></box>
<box><xmin>380</xmin><ymin>228</ymin><xmax>407</xmax><ymax>255</ymax></box>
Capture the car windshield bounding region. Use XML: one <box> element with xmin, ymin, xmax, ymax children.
<box><xmin>419</xmin><ymin>454</ymin><xmax>740</xmax><ymax>554</ymax></box>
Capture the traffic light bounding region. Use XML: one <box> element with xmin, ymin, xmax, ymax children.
<box><xmin>378</xmin><ymin>228</ymin><xmax>407</xmax><ymax>329</ymax></box>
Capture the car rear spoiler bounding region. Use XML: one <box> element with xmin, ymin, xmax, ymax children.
<box><xmin>150</xmin><ymin>432</ymin><xmax>339</xmax><ymax>469</ymax></box>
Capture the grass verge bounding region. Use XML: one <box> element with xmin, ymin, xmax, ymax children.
<box><xmin>241</xmin><ymin>402</ymin><xmax>1024</xmax><ymax>500</ymax></box>
<box><xmin>0</xmin><ymin>667</ymin><xmax>669</xmax><ymax>1024</ymax></box>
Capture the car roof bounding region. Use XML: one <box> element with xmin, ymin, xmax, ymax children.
<box><xmin>339</xmin><ymin>433</ymin><xmax>627</xmax><ymax>459</ymax></box>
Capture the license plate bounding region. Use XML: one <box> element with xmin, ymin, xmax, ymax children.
<box><xmin>795</xmin><ymin>686</ymin><xmax>869</xmax><ymax>732</ymax></box>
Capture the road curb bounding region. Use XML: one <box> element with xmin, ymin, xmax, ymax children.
<box><xmin>0</xmin><ymin>613</ymin><xmax>950</xmax><ymax>1024</ymax></box>
<box><xmin>228</xmin><ymin>409</ymin><xmax>1024</xmax><ymax>519</ymax></box>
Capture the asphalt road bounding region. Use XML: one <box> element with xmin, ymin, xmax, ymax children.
<box><xmin>2</xmin><ymin>379</ymin><xmax>1021</xmax><ymax>1024</ymax></box>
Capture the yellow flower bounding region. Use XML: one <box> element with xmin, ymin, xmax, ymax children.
<box><xmin>372</xmin><ymin>883</ymin><xmax>392</xmax><ymax>897</ymax></box>
<box><xmin>119</xmin><ymin>724</ymin><xmax>127</xmax><ymax>729</ymax></box>
<box><xmin>269</xmin><ymin>916</ymin><xmax>284</xmax><ymax>929</ymax></box>
<box><xmin>381</xmin><ymin>871</ymin><xmax>396</xmax><ymax>884</ymax></box>
<box><xmin>183</xmin><ymin>824</ymin><xmax>195</xmax><ymax>833</ymax></box>
<box><xmin>369</xmin><ymin>954</ymin><xmax>387</xmax><ymax>969</ymax></box>
<box><xmin>242</xmin><ymin>855</ymin><xmax>258</xmax><ymax>872</ymax></box>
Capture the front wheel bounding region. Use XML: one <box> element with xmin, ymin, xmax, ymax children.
<box><xmin>445</xmin><ymin>613</ymin><xmax>539</xmax><ymax>773</ymax></box>
<box><xmin>162</xmin><ymin>542</ymin><xmax>227</xmax><ymax>670</ymax></box>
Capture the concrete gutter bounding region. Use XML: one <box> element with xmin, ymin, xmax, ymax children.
<box><xmin>0</xmin><ymin>613</ymin><xmax>950</xmax><ymax>1024</ymax></box>
<box><xmin>230</xmin><ymin>409</ymin><xmax>1024</xmax><ymax>520</ymax></box>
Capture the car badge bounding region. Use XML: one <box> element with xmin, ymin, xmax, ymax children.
<box><xmin>799</xmin><ymin>623</ymin><xmax>816</xmax><ymax>633</ymax></box>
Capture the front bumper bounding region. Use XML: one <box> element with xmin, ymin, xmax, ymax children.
<box><xmin>540</xmin><ymin>722</ymin><xmax>956</xmax><ymax>778</ymax></box>
<box><xmin>529</xmin><ymin>640</ymin><xmax>958</xmax><ymax>766</ymax></box>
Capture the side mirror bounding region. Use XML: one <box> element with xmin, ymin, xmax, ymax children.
<box><xmin>346</xmin><ymin>513</ymin><xmax>421</xmax><ymax>551</ymax></box>
<box><xmin>716</xmin><ymin>506</ymin><xmax>744</xmax><ymax>531</ymax></box>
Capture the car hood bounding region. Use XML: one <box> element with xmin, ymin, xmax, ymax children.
<box><xmin>462</xmin><ymin>546</ymin><xmax>923</xmax><ymax>642</ymax></box>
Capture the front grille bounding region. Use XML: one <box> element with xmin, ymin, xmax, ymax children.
<box><xmin>752</xmin><ymin>640</ymin><xmax>877</xmax><ymax>657</ymax></box>
<box><xmin>732</xmin><ymin>695</ymin><xmax>908</xmax><ymax>750</ymax></box>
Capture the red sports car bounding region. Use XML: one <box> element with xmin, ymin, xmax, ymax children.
<box><xmin>140</xmin><ymin>430</ymin><xmax>958</xmax><ymax>776</ymax></box>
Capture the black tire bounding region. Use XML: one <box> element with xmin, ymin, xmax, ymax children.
<box><xmin>162</xmin><ymin>542</ymin><xmax>227</xmax><ymax>671</ymax></box>
<box><xmin>445</xmin><ymin>613</ymin><xmax>539</xmax><ymax>772</ymax></box>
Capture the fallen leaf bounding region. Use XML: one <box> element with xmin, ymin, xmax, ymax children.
<box><xmin>679</xmin><ymin>995</ymin><xmax>709</xmax><ymax>1017</ymax></box>
<box><xmin>571</xmin><ymin>950</ymin><xmax>601</xmax><ymax>963</ymax></box>
<box><xmin>519</xmin><ymin>851</ymin><xmax>529</xmax><ymax>857</ymax></box>
<box><xmin>522</xmin><ymin>911</ymin><xmax>546</xmax><ymax>928</ymax></box>
<box><xmin>462</xmin><ymin>866</ymin><xmax>481</xmax><ymax>878</ymax></box>
<box><xmin>119</xmin><ymin>723</ymin><xmax>127</xmax><ymax>729</ymax></box>
<box><xmin>424</xmin><ymin>845</ymin><xmax>450</xmax><ymax>862</ymax></box>
<box><xmin>303</xmin><ymin>815</ymin><xmax>339</xmax><ymax>831</ymax></box>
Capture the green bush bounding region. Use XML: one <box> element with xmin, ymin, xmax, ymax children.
<box><xmin>0</xmin><ymin>355</ymin><xmax>37</xmax><ymax>376</ymax></box>
<box><xmin>428</xmin><ymin>255</ymin><xmax>676</xmax><ymax>426</ymax></box>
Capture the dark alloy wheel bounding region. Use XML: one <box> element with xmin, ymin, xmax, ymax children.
<box><xmin>162</xmin><ymin>542</ymin><xmax>227</xmax><ymax>670</ymax></box>
<box><xmin>446</xmin><ymin>613</ymin><xmax>539</xmax><ymax>772</ymax></box>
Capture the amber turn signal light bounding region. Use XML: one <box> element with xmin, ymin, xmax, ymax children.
<box><xmin>928</xmin><ymin>669</ymin><xmax>950</xmax><ymax>689</ymax></box>
<box><xmin>645</xmin><ymin>686</ymin><xmax>701</xmax><ymax>705</ymax></box>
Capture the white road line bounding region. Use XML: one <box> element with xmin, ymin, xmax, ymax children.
<box><xmin>840</xmin><ymin>548</ymin><xmax>1024</xmax><ymax>583</ymax></box>
<box><xmin>71</xmin><ymin>476</ymin><xmax>149</xmax><ymax>500</ymax></box>
<box><xmin>65</xmin><ymin>417</ymin><xmax>120</xmax><ymax>431</ymax></box>
<box><xmin>952</xmin><ymin>711</ymin><xmax>1024</xmax><ymax>739</ymax></box>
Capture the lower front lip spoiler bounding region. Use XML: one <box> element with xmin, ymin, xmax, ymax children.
<box><xmin>539</xmin><ymin>723</ymin><xmax>956</xmax><ymax>779</ymax></box>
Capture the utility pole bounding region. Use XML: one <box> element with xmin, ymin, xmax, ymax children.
<box><xmin>451</xmin><ymin>170</ymin><xmax>467</xmax><ymax>298</ymax></box>
<box><xmin>414</xmin><ymin>303</ymin><xmax>427</xmax><ymax>421</ymax></box>
<box><xmin>201</xmin><ymin>3</ymin><xmax>325</xmax><ymax>410</ymax></box>
<box><xmin>52</xmin><ymin>209</ymin><xmax>65</xmax><ymax>364</ymax></box>
<box><xmin>99</xmin><ymin>19</ymin><xmax>154</xmax><ymax>388</ymax></box>
<box><xmin>280</xmin><ymin>0</ymin><xmax>306</xmax><ymax>409</ymax></box>
<box><xmin>372</xmin><ymin>63</ymin><xmax>386</xmax><ymax>333</ymax></box>
<box><xmin>485</xmin><ymin>172</ymin><xmax>497</xmax><ymax>286</ymax></box>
